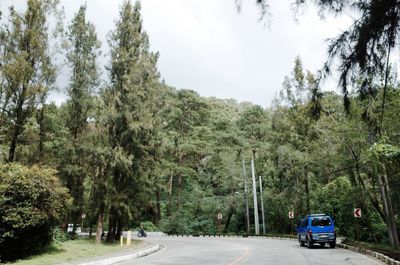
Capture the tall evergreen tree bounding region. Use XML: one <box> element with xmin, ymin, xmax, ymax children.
<box><xmin>104</xmin><ymin>0</ymin><xmax>161</xmax><ymax>242</ymax></box>
<box><xmin>61</xmin><ymin>4</ymin><xmax>100</xmax><ymax>231</ymax></box>
<box><xmin>0</xmin><ymin>0</ymin><xmax>58</xmax><ymax>162</ymax></box>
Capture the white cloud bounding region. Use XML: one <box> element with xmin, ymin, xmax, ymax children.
<box><xmin>1</xmin><ymin>0</ymin><xmax>354</xmax><ymax>106</ymax></box>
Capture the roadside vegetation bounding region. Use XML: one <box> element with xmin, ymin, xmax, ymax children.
<box><xmin>1</xmin><ymin>0</ymin><xmax>400</xmax><ymax>262</ymax></box>
<box><xmin>10</xmin><ymin>239</ymin><xmax>142</xmax><ymax>265</ymax></box>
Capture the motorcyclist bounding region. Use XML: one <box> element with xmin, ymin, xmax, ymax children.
<box><xmin>138</xmin><ymin>225</ymin><xmax>147</xmax><ymax>237</ymax></box>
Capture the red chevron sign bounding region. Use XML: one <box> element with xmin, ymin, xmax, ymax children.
<box><xmin>354</xmin><ymin>208</ymin><xmax>362</xmax><ymax>218</ymax></box>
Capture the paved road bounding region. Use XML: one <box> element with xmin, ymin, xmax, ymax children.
<box><xmin>120</xmin><ymin>237</ymin><xmax>385</xmax><ymax>265</ymax></box>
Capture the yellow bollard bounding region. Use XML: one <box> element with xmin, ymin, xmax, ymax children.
<box><xmin>126</xmin><ymin>230</ymin><xmax>131</xmax><ymax>246</ymax></box>
<box><xmin>120</xmin><ymin>235</ymin><xmax>123</xmax><ymax>246</ymax></box>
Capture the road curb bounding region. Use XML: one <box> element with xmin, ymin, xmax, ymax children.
<box><xmin>165</xmin><ymin>234</ymin><xmax>297</xmax><ymax>240</ymax></box>
<box><xmin>77</xmin><ymin>244</ymin><xmax>160</xmax><ymax>265</ymax></box>
<box><xmin>337</xmin><ymin>243</ymin><xmax>400</xmax><ymax>265</ymax></box>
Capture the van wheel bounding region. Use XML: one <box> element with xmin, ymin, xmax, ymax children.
<box><xmin>329</xmin><ymin>242</ymin><xmax>336</xmax><ymax>248</ymax></box>
<box><xmin>307</xmin><ymin>238</ymin><xmax>313</xmax><ymax>249</ymax></box>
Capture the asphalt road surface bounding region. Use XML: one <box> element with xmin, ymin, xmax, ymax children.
<box><xmin>120</xmin><ymin>236</ymin><xmax>385</xmax><ymax>265</ymax></box>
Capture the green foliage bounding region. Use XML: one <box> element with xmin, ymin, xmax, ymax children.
<box><xmin>0</xmin><ymin>163</ymin><xmax>71</xmax><ymax>261</ymax></box>
<box><xmin>52</xmin><ymin>227</ymin><xmax>68</xmax><ymax>242</ymax></box>
<box><xmin>0</xmin><ymin>0</ymin><xmax>60</xmax><ymax>162</ymax></box>
<box><xmin>314</xmin><ymin>176</ymin><xmax>354</xmax><ymax>236</ymax></box>
<box><xmin>160</xmin><ymin>211</ymin><xmax>216</xmax><ymax>235</ymax></box>
<box><xmin>139</xmin><ymin>221</ymin><xmax>157</xmax><ymax>232</ymax></box>
<box><xmin>102</xmin><ymin>0</ymin><xmax>163</xmax><ymax>241</ymax></box>
<box><xmin>369</xmin><ymin>141</ymin><xmax>400</xmax><ymax>161</ymax></box>
<box><xmin>59</xmin><ymin>2</ymin><xmax>101</xmax><ymax>229</ymax></box>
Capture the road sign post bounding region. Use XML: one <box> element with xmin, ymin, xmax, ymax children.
<box><xmin>217</xmin><ymin>213</ymin><xmax>223</xmax><ymax>233</ymax></box>
<box><xmin>354</xmin><ymin>208</ymin><xmax>361</xmax><ymax>242</ymax></box>
<box><xmin>289</xmin><ymin>212</ymin><xmax>294</xmax><ymax>234</ymax></box>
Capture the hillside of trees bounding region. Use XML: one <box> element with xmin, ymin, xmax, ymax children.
<box><xmin>1</xmin><ymin>0</ymin><xmax>400</xmax><ymax>261</ymax></box>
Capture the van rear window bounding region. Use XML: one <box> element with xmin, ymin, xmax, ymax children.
<box><xmin>311</xmin><ymin>218</ymin><xmax>332</xmax><ymax>226</ymax></box>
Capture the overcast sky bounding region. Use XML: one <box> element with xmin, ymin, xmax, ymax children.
<box><xmin>1</xmin><ymin>0</ymin><xmax>354</xmax><ymax>107</ymax></box>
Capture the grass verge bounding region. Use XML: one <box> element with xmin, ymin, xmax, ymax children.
<box><xmin>343</xmin><ymin>239</ymin><xmax>400</xmax><ymax>261</ymax></box>
<box><xmin>8</xmin><ymin>238</ymin><xmax>142</xmax><ymax>265</ymax></box>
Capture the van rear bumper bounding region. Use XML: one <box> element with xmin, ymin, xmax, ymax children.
<box><xmin>311</xmin><ymin>233</ymin><xmax>336</xmax><ymax>243</ymax></box>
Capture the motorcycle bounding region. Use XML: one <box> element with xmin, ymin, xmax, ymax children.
<box><xmin>137</xmin><ymin>230</ymin><xmax>147</xmax><ymax>237</ymax></box>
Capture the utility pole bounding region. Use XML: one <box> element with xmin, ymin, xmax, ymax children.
<box><xmin>259</xmin><ymin>176</ymin><xmax>266</xmax><ymax>234</ymax></box>
<box><xmin>242</xmin><ymin>159</ymin><xmax>250</xmax><ymax>233</ymax></box>
<box><xmin>251</xmin><ymin>158</ymin><xmax>260</xmax><ymax>235</ymax></box>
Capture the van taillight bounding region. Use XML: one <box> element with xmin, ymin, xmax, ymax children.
<box><xmin>334</xmin><ymin>229</ymin><xmax>336</xmax><ymax>235</ymax></box>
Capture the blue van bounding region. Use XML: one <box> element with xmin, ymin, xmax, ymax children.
<box><xmin>296</xmin><ymin>214</ymin><xmax>336</xmax><ymax>248</ymax></box>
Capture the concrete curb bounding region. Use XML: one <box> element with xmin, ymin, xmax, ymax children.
<box><xmin>337</xmin><ymin>243</ymin><xmax>400</xmax><ymax>265</ymax></box>
<box><xmin>165</xmin><ymin>234</ymin><xmax>297</xmax><ymax>240</ymax></box>
<box><xmin>77</xmin><ymin>244</ymin><xmax>160</xmax><ymax>265</ymax></box>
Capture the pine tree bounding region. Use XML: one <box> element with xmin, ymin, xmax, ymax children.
<box><xmin>0</xmin><ymin>0</ymin><xmax>57</xmax><ymax>162</ymax></box>
<box><xmin>104</xmin><ymin>0</ymin><xmax>161</xmax><ymax>242</ymax></box>
<box><xmin>60</xmin><ymin>4</ymin><xmax>100</xmax><ymax>232</ymax></box>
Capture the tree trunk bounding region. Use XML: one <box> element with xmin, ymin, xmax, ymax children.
<box><xmin>36</xmin><ymin>102</ymin><xmax>46</xmax><ymax>162</ymax></box>
<box><xmin>224</xmin><ymin>208</ymin><xmax>234</xmax><ymax>233</ymax></box>
<box><xmin>62</xmin><ymin>214</ymin><xmax>68</xmax><ymax>232</ymax></box>
<box><xmin>95</xmin><ymin>212</ymin><xmax>104</xmax><ymax>244</ymax></box>
<box><xmin>156</xmin><ymin>189</ymin><xmax>161</xmax><ymax>222</ymax></box>
<box><xmin>377</xmin><ymin>172</ymin><xmax>395</xmax><ymax>247</ymax></box>
<box><xmin>38</xmin><ymin>108</ymin><xmax>45</xmax><ymax>161</ymax></box>
<box><xmin>116</xmin><ymin>220</ymin><xmax>122</xmax><ymax>241</ymax></box>
<box><xmin>106</xmin><ymin>211</ymin><xmax>116</xmax><ymax>242</ymax></box>
<box><xmin>8</xmin><ymin>123</ymin><xmax>21</xmax><ymax>162</ymax></box>
<box><xmin>167</xmin><ymin>171</ymin><xmax>174</xmax><ymax>216</ymax></box>
<box><xmin>8</xmin><ymin>84</ymin><xmax>28</xmax><ymax>163</ymax></box>
<box><xmin>382</xmin><ymin>164</ymin><xmax>399</xmax><ymax>249</ymax></box>
<box><xmin>177</xmin><ymin>154</ymin><xmax>183</xmax><ymax>210</ymax></box>
<box><xmin>304</xmin><ymin>171</ymin><xmax>310</xmax><ymax>213</ymax></box>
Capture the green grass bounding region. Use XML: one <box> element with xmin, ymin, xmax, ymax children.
<box><xmin>344</xmin><ymin>238</ymin><xmax>399</xmax><ymax>252</ymax></box>
<box><xmin>343</xmin><ymin>238</ymin><xmax>400</xmax><ymax>261</ymax></box>
<box><xmin>8</xmin><ymin>238</ymin><xmax>142</xmax><ymax>265</ymax></box>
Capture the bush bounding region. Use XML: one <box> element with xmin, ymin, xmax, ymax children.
<box><xmin>0</xmin><ymin>163</ymin><xmax>71</xmax><ymax>262</ymax></box>
<box><xmin>53</xmin><ymin>227</ymin><xmax>68</xmax><ymax>242</ymax></box>
<box><xmin>140</xmin><ymin>221</ymin><xmax>157</xmax><ymax>232</ymax></box>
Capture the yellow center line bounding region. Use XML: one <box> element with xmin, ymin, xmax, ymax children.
<box><xmin>227</xmin><ymin>243</ymin><xmax>250</xmax><ymax>265</ymax></box>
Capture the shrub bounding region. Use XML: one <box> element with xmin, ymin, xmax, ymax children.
<box><xmin>53</xmin><ymin>227</ymin><xmax>68</xmax><ymax>242</ymax></box>
<box><xmin>0</xmin><ymin>163</ymin><xmax>71</xmax><ymax>262</ymax></box>
<box><xmin>140</xmin><ymin>221</ymin><xmax>157</xmax><ymax>232</ymax></box>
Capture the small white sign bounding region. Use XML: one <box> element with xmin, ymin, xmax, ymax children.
<box><xmin>354</xmin><ymin>208</ymin><xmax>362</xmax><ymax>218</ymax></box>
<box><xmin>81</xmin><ymin>213</ymin><xmax>86</xmax><ymax>219</ymax></box>
<box><xmin>288</xmin><ymin>212</ymin><xmax>294</xmax><ymax>219</ymax></box>
<box><xmin>217</xmin><ymin>213</ymin><xmax>222</xmax><ymax>220</ymax></box>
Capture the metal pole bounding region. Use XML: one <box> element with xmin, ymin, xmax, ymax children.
<box><xmin>356</xmin><ymin>218</ymin><xmax>359</xmax><ymax>243</ymax></box>
<box><xmin>259</xmin><ymin>176</ymin><xmax>266</xmax><ymax>234</ymax></box>
<box><xmin>291</xmin><ymin>218</ymin><xmax>293</xmax><ymax>235</ymax></box>
<box><xmin>251</xmin><ymin>158</ymin><xmax>260</xmax><ymax>235</ymax></box>
<box><xmin>242</xmin><ymin>159</ymin><xmax>250</xmax><ymax>233</ymax></box>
